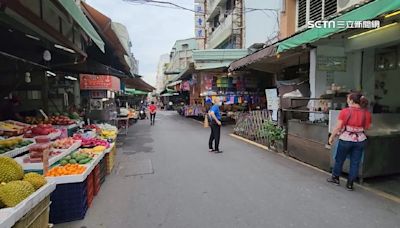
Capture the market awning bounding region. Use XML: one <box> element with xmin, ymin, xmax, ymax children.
<box><xmin>122</xmin><ymin>77</ymin><xmax>155</xmax><ymax>92</ymax></box>
<box><xmin>229</xmin><ymin>45</ymin><xmax>277</xmax><ymax>71</ymax></box>
<box><xmin>125</xmin><ymin>88</ymin><xmax>149</xmax><ymax>95</ymax></box>
<box><xmin>277</xmin><ymin>0</ymin><xmax>400</xmax><ymax>53</ymax></box>
<box><xmin>192</xmin><ymin>49</ymin><xmax>249</xmax><ymax>70</ymax></box>
<box><xmin>160</xmin><ymin>92</ymin><xmax>179</xmax><ymax>97</ymax></box>
<box><xmin>81</xmin><ymin>2</ymin><xmax>132</xmax><ymax>74</ymax></box>
<box><xmin>167</xmin><ymin>80</ymin><xmax>182</xmax><ymax>87</ymax></box>
<box><xmin>57</xmin><ymin>0</ymin><xmax>105</xmax><ymax>52</ymax></box>
<box><xmin>53</xmin><ymin>59</ymin><xmax>128</xmax><ymax>78</ymax></box>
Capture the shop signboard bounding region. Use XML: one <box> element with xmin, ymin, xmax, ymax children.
<box><xmin>265</xmin><ymin>89</ymin><xmax>279</xmax><ymax>121</ymax></box>
<box><xmin>80</xmin><ymin>74</ymin><xmax>121</xmax><ymax>91</ymax></box>
<box><xmin>317</xmin><ymin>56</ymin><xmax>347</xmax><ymax>72</ymax></box>
<box><xmin>90</xmin><ymin>90</ymin><xmax>107</xmax><ymax>99</ymax></box>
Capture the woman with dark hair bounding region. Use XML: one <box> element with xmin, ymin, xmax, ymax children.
<box><xmin>149</xmin><ymin>101</ymin><xmax>157</xmax><ymax>125</ymax></box>
<box><xmin>327</xmin><ymin>92</ymin><xmax>372</xmax><ymax>190</ymax></box>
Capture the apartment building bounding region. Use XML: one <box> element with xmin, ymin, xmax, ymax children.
<box><xmin>200</xmin><ymin>0</ymin><xmax>281</xmax><ymax>49</ymax></box>
<box><xmin>155</xmin><ymin>54</ymin><xmax>170</xmax><ymax>93</ymax></box>
<box><xmin>279</xmin><ymin>0</ymin><xmax>369</xmax><ymax>39</ymax></box>
<box><xmin>166</xmin><ymin>38</ymin><xmax>198</xmax><ymax>74</ymax></box>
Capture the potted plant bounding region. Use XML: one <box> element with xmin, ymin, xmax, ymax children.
<box><xmin>260</xmin><ymin>120</ymin><xmax>286</xmax><ymax>152</ymax></box>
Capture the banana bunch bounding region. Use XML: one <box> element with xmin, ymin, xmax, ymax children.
<box><xmin>0</xmin><ymin>122</ymin><xmax>23</xmax><ymax>131</ymax></box>
<box><xmin>100</xmin><ymin>130</ymin><xmax>117</xmax><ymax>140</ymax></box>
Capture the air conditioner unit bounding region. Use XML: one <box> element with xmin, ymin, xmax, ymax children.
<box><xmin>337</xmin><ymin>0</ymin><xmax>365</xmax><ymax>13</ymax></box>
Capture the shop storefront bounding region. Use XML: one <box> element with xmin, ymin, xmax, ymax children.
<box><xmin>80</xmin><ymin>74</ymin><xmax>121</xmax><ymax>123</ymax></box>
<box><xmin>276</xmin><ymin>0</ymin><xmax>400</xmax><ymax>181</ymax></box>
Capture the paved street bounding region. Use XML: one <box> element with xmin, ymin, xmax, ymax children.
<box><xmin>58</xmin><ymin>111</ymin><xmax>400</xmax><ymax>228</ymax></box>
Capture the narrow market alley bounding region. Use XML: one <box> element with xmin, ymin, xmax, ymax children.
<box><xmin>56</xmin><ymin>111</ymin><xmax>400</xmax><ymax>228</ymax></box>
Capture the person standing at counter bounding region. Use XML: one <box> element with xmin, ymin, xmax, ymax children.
<box><xmin>328</xmin><ymin>92</ymin><xmax>371</xmax><ymax>191</ymax></box>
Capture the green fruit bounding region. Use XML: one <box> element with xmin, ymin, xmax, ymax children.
<box><xmin>78</xmin><ymin>158</ymin><xmax>92</xmax><ymax>164</ymax></box>
<box><xmin>0</xmin><ymin>157</ymin><xmax>24</xmax><ymax>183</ymax></box>
<box><xmin>71</xmin><ymin>153</ymin><xmax>78</xmax><ymax>159</ymax></box>
<box><xmin>0</xmin><ymin>181</ymin><xmax>35</xmax><ymax>207</ymax></box>
<box><xmin>60</xmin><ymin>160</ymin><xmax>68</xmax><ymax>166</ymax></box>
<box><xmin>65</xmin><ymin>155</ymin><xmax>72</xmax><ymax>160</ymax></box>
<box><xmin>69</xmin><ymin>159</ymin><xmax>77</xmax><ymax>164</ymax></box>
<box><xmin>23</xmin><ymin>173</ymin><xmax>47</xmax><ymax>190</ymax></box>
<box><xmin>81</xmin><ymin>153</ymin><xmax>89</xmax><ymax>159</ymax></box>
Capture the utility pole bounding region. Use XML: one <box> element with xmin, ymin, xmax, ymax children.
<box><xmin>232</xmin><ymin>0</ymin><xmax>244</xmax><ymax>49</ymax></box>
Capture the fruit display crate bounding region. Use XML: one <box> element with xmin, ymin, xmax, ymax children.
<box><xmin>13</xmin><ymin>196</ymin><xmax>50</xmax><ymax>228</ymax></box>
<box><xmin>14</xmin><ymin>140</ymin><xmax>82</xmax><ymax>171</ymax></box>
<box><xmin>0</xmin><ymin>140</ymin><xmax>36</xmax><ymax>158</ymax></box>
<box><xmin>99</xmin><ymin>157</ymin><xmax>107</xmax><ymax>182</ymax></box>
<box><xmin>49</xmin><ymin>180</ymin><xmax>88</xmax><ymax>224</ymax></box>
<box><xmin>93</xmin><ymin>165</ymin><xmax>101</xmax><ymax>196</ymax></box>
<box><xmin>54</xmin><ymin>123</ymin><xmax>80</xmax><ymax>137</ymax></box>
<box><xmin>23</xmin><ymin>130</ymin><xmax>62</xmax><ymax>141</ymax></box>
<box><xmin>86</xmin><ymin>172</ymin><xmax>94</xmax><ymax>208</ymax></box>
<box><xmin>45</xmin><ymin>149</ymin><xmax>107</xmax><ymax>184</ymax></box>
<box><xmin>105</xmin><ymin>143</ymin><xmax>116</xmax><ymax>174</ymax></box>
<box><xmin>0</xmin><ymin>182</ymin><xmax>56</xmax><ymax>228</ymax></box>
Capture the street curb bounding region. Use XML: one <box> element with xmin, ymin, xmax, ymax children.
<box><xmin>229</xmin><ymin>133</ymin><xmax>400</xmax><ymax>204</ymax></box>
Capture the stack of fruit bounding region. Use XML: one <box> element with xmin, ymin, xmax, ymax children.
<box><xmin>76</xmin><ymin>137</ymin><xmax>109</xmax><ymax>148</ymax></box>
<box><xmin>0</xmin><ymin>138</ymin><xmax>34</xmax><ymax>154</ymax></box>
<box><xmin>24</xmin><ymin>116</ymin><xmax>44</xmax><ymax>125</ymax></box>
<box><xmin>0</xmin><ymin>157</ymin><xmax>47</xmax><ymax>208</ymax></box>
<box><xmin>59</xmin><ymin>152</ymin><xmax>93</xmax><ymax>166</ymax></box>
<box><xmin>27</xmin><ymin>143</ymin><xmax>51</xmax><ymax>163</ymax></box>
<box><xmin>24</xmin><ymin>124</ymin><xmax>57</xmax><ymax>138</ymax></box>
<box><xmin>48</xmin><ymin>115</ymin><xmax>75</xmax><ymax>126</ymax></box>
<box><xmin>79</xmin><ymin>145</ymin><xmax>106</xmax><ymax>155</ymax></box>
<box><xmin>0</xmin><ymin>121</ymin><xmax>27</xmax><ymax>137</ymax></box>
<box><xmin>99</xmin><ymin>129</ymin><xmax>117</xmax><ymax>141</ymax></box>
<box><xmin>45</xmin><ymin>164</ymin><xmax>86</xmax><ymax>177</ymax></box>
<box><xmin>84</xmin><ymin>124</ymin><xmax>100</xmax><ymax>133</ymax></box>
<box><xmin>52</xmin><ymin>138</ymin><xmax>76</xmax><ymax>149</ymax></box>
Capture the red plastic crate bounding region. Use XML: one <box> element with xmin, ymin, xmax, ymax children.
<box><xmin>86</xmin><ymin>172</ymin><xmax>94</xmax><ymax>207</ymax></box>
<box><xmin>93</xmin><ymin>166</ymin><xmax>101</xmax><ymax>196</ymax></box>
<box><xmin>94</xmin><ymin>183</ymin><xmax>100</xmax><ymax>196</ymax></box>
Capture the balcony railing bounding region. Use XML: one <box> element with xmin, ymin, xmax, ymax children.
<box><xmin>207</xmin><ymin>13</ymin><xmax>233</xmax><ymax>49</ymax></box>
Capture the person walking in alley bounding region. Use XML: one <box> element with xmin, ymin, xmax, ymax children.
<box><xmin>208</xmin><ymin>98</ymin><xmax>222</xmax><ymax>153</ymax></box>
<box><xmin>149</xmin><ymin>101</ymin><xmax>157</xmax><ymax>125</ymax></box>
<box><xmin>327</xmin><ymin>92</ymin><xmax>371</xmax><ymax>191</ymax></box>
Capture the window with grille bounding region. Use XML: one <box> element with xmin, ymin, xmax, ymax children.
<box><xmin>324</xmin><ymin>0</ymin><xmax>337</xmax><ymax>18</ymax></box>
<box><xmin>297</xmin><ymin>0</ymin><xmax>307</xmax><ymax>28</ymax></box>
<box><xmin>310</xmin><ymin>0</ymin><xmax>322</xmax><ymax>21</ymax></box>
<box><xmin>297</xmin><ymin>0</ymin><xmax>338</xmax><ymax>30</ymax></box>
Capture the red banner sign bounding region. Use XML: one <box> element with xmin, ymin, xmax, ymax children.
<box><xmin>80</xmin><ymin>75</ymin><xmax>120</xmax><ymax>91</ymax></box>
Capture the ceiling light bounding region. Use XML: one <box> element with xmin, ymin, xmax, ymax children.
<box><xmin>25</xmin><ymin>72</ymin><xmax>31</xmax><ymax>83</ymax></box>
<box><xmin>385</xmin><ymin>10</ymin><xmax>400</xmax><ymax>19</ymax></box>
<box><xmin>46</xmin><ymin>71</ymin><xmax>56</xmax><ymax>77</ymax></box>
<box><xmin>25</xmin><ymin>34</ymin><xmax>40</xmax><ymax>41</ymax></box>
<box><xmin>54</xmin><ymin>44</ymin><xmax>76</xmax><ymax>54</ymax></box>
<box><xmin>347</xmin><ymin>22</ymin><xmax>398</xmax><ymax>40</ymax></box>
<box><xmin>43</xmin><ymin>50</ymin><xmax>51</xmax><ymax>61</ymax></box>
<box><xmin>65</xmin><ymin>76</ymin><xmax>77</xmax><ymax>81</ymax></box>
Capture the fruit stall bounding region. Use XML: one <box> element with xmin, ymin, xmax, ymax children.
<box><xmin>0</xmin><ymin>121</ymin><xmax>119</xmax><ymax>226</ymax></box>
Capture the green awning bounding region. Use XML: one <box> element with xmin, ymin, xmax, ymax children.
<box><xmin>277</xmin><ymin>0</ymin><xmax>400</xmax><ymax>53</ymax></box>
<box><xmin>57</xmin><ymin>0</ymin><xmax>105</xmax><ymax>52</ymax></box>
<box><xmin>125</xmin><ymin>88</ymin><xmax>148</xmax><ymax>95</ymax></box>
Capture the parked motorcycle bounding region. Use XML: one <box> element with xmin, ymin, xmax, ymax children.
<box><xmin>139</xmin><ymin>109</ymin><xmax>146</xmax><ymax>120</ymax></box>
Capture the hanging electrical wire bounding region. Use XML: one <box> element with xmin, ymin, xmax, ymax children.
<box><xmin>123</xmin><ymin>0</ymin><xmax>196</xmax><ymax>13</ymax></box>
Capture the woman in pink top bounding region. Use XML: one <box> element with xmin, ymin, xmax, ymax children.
<box><xmin>327</xmin><ymin>92</ymin><xmax>372</xmax><ymax>191</ymax></box>
<box><xmin>148</xmin><ymin>101</ymin><xmax>157</xmax><ymax>125</ymax></box>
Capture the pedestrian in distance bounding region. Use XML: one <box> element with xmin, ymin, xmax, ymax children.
<box><xmin>208</xmin><ymin>98</ymin><xmax>222</xmax><ymax>153</ymax></box>
<box><xmin>327</xmin><ymin>92</ymin><xmax>372</xmax><ymax>191</ymax></box>
<box><xmin>149</xmin><ymin>101</ymin><xmax>157</xmax><ymax>125</ymax></box>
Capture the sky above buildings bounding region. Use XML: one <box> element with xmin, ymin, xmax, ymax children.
<box><xmin>86</xmin><ymin>0</ymin><xmax>195</xmax><ymax>86</ymax></box>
